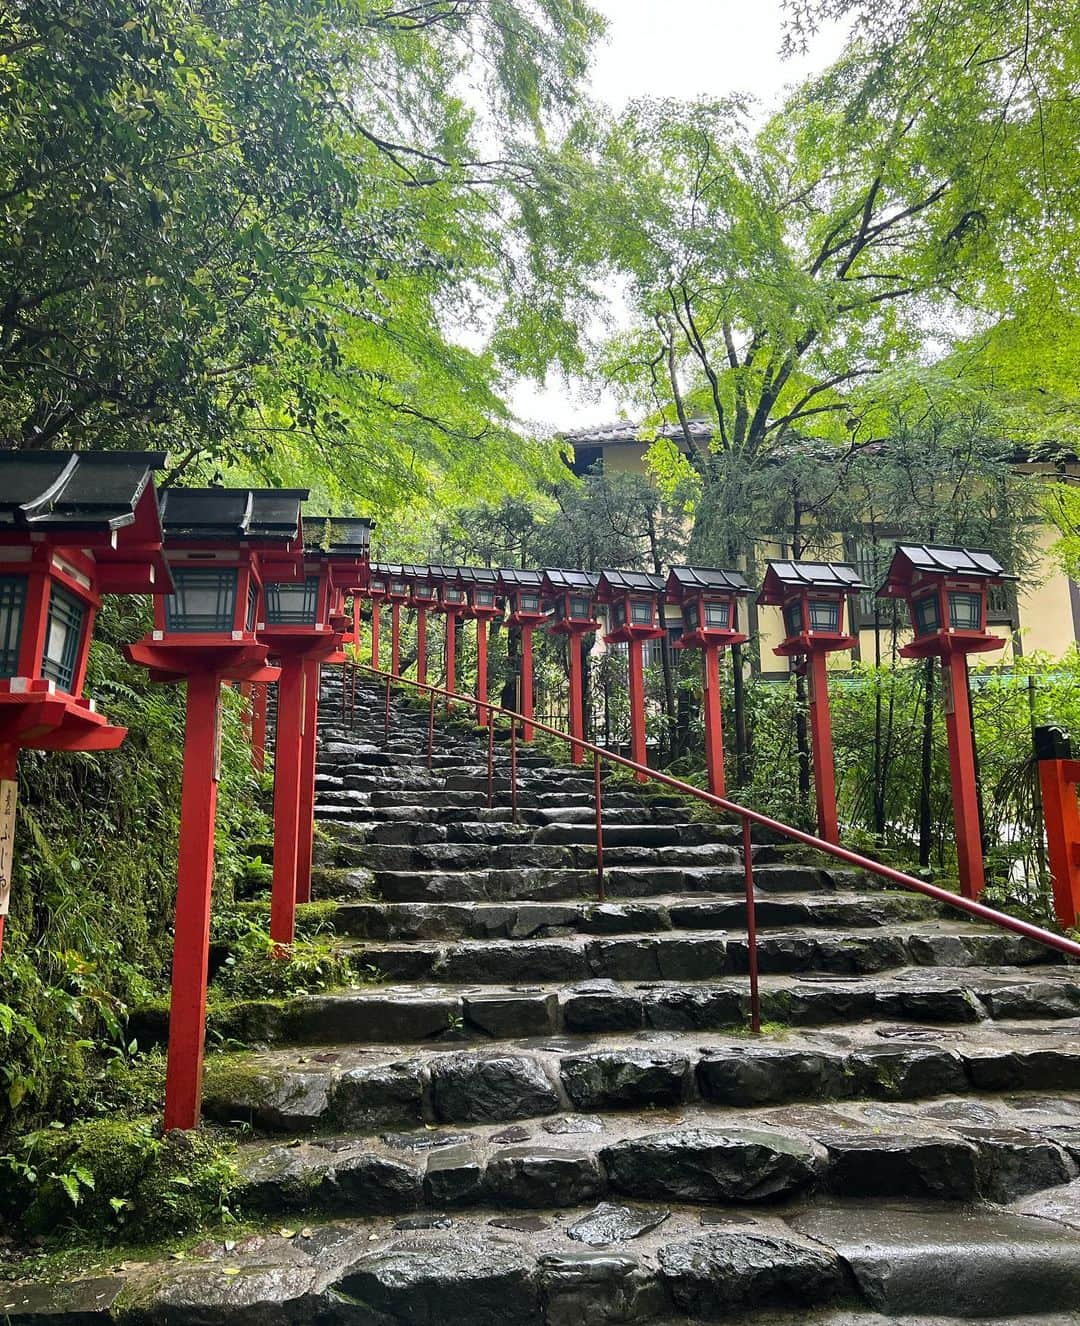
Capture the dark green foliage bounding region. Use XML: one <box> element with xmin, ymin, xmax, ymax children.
<box><xmin>2</xmin><ymin>1117</ymin><xmax>236</xmax><ymax>1239</ymax></box>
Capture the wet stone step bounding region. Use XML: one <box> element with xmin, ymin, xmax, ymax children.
<box><xmin>322</xmin><ymin>892</ymin><xmax>939</xmax><ymax>941</ymax></box>
<box><xmin>230</xmin><ymin>1094</ymin><xmax>1080</xmax><ymax>1219</ymax></box>
<box><xmin>200</xmin><ymin>1034</ymin><xmax>1080</xmax><ymax>1136</ymax></box>
<box><xmin>342</xmin><ymin>928</ymin><xmax>1054</xmax><ymax>986</ymax></box>
<box><xmin>129</xmin><ymin>970</ymin><xmax>1080</xmax><ymax>1049</ymax></box>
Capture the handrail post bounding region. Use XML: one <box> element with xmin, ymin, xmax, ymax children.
<box><xmin>594</xmin><ymin>750</ymin><xmax>605</xmax><ymax>902</ymax></box>
<box><xmin>486</xmin><ymin>710</ymin><xmax>495</xmax><ymax>808</ymax></box>
<box><xmin>383</xmin><ymin>672</ymin><xmax>391</xmax><ymax>749</ymax></box>
<box><xmin>510</xmin><ymin>718</ymin><xmax>519</xmax><ymax>825</ymax></box>
<box><xmin>427</xmin><ymin>687</ymin><xmax>436</xmax><ymax>770</ymax></box>
<box><xmin>350</xmin><ymin>658</ymin><xmax>357</xmax><ymax>727</ymax></box>
<box><xmin>742</xmin><ymin>816</ymin><xmax>761</xmax><ymax>1034</ymax></box>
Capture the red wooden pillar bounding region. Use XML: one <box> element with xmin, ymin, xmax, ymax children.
<box><xmin>269</xmin><ymin>655</ymin><xmax>305</xmax><ymax>945</ymax></box>
<box><xmin>568</xmin><ymin>631</ymin><xmax>585</xmax><ymax>764</ymax></box>
<box><xmin>295</xmin><ymin>659</ymin><xmax>320</xmax><ymax>906</ymax></box>
<box><xmin>370</xmin><ymin>601</ymin><xmax>380</xmax><ymax>670</ymax></box>
<box><xmin>352</xmin><ymin>597</ymin><xmax>362</xmax><ymax>652</ymax></box>
<box><xmin>163</xmin><ymin>672</ymin><xmax>221</xmax><ymax>1132</ymax></box>
<box><xmin>250</xmin><ymin>683</ymin><xmax>267</xmax><ymax>774</ymax></box>
<box><xmin>702</xmin><ymin>645</ymin><xmax>725</xmax><ymax>797</ymax></box>
<box><xmin>445</xmin><ymin>612</ymin><xmax>457</xmax><ymax>708</ymax></box>
<box><xmin>807</xmin><ymin>650</ymin><xmax>839</xmax><ymax>844</ymax></box>
<box><xmin>944</xmin><ymin>649</ymin><xmax>985</xmax><ymax>900</ymax></box>
<box><xmin>628</xmin><ymin>637</ymin><xmax>648</xmax><ymax>782</ymax></box>
<box><xmin>0</xmin><ymin>744</ymin><xmax>18</xmax><ymax>960</ymax></box>
<box><xmin>390</xmin><ymin>603</ymin><xmax>401</xmax><ymax>677</ymax></box>
<box><xmin>416</xmin><ymin>608</ymin><xmax>427</xmax><ymax>686</ymax></box>
<box><xmin>1036</xmin><ymin>748</ymin><xmax>1080</xmax><ymax>927</ymax></box>
<box><xmin>476</xmin><ymin>618</ymin><xmax>489</xmax><ymax>723</ymax></box>
<box><xmin>521</xmin><ymin>625</ymin><xmax>535</xmax><ymax>742</ymax></box>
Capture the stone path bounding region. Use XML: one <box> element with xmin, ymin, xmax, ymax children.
<box><xmin>12</xmin><ymin>674</ymin><xmax>1080</xmax><ymax>1324</ymax></box>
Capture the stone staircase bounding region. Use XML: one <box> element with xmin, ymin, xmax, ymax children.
<box><xmin>13</xmin><ymin>673</ymin><xmax>1080</xmax><ymax>1325</ymax></box>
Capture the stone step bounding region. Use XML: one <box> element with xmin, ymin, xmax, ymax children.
<box><xmin>323</xmin><ymin>841</ymin><xmax>750</xmax><ymax>874</ymax></box>
<box><xmin>339</xmin><ymin>924</ymin><xmax>1055</xmax><ymax>986</ymax></box>
<box><xmin>130</xmin><ymin>969</ymin><xmax>1080</xmax><ymax>1049</ymax></box>
<box><xmin>324</xmin><ymin>892</ymin><xmax>939</xmax><ymax>941</ymax></box>
<box><xmin>16</xmin><ymin>1193</ymin><xmax>1080</xmax><ymax>1326</ymax></box>
<box><xmin>200</xmin><ymin>1023</ymin><xmax>1080</xmax><ymax>1136</ymax></box>
<box><xmin>363</xmin><ymin>864</ymin><xmax>851</xmax><ymax>904</ymax></box>
<box><xmin>326</xmin><ymin>819</ymin><xmax>741</xmax><ymax>853</ymax></box>
<box><xmin>230</xmin><ymin>1093</ymin><xmax>1080</xmax><ymax>1222</ymax></box>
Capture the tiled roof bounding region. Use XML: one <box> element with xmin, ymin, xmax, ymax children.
<box><xmin>160</xmin><ymin>488</ymin><xmax>308</xmax><ymax>542</ymax></box>
<box><xmin>758</xmin><ymin>560</ymin><xmax>867</xmax><ymax>603</ymax></box>
<box><xmin>303</xmin><ymin>515</ymin><xmax>372</xmax><ymax>556</ymax></box>
<box><xmin>563</xmin><ymin>420</ymin><xmax>713</xmax><ymax>448</ymax></box>
<box><xmin>665</xmin><ymin>566</ymin><xmax>750</xmax><ymax>599</ymax></box>
<box><xmin>597</xmin><ymin>569</ymin><xmax>667</xmax><ymax>600</ymax></box>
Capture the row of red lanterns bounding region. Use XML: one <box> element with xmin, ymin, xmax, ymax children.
<box><xmin>354</xmin><ymin>550</ymin><xmax>1020</xmax><ymax>912</ymax></box>
<box><xmin>0</xmin><ymin>454</ymin><xmax>372</xmax><ymax>1131</ymax></box>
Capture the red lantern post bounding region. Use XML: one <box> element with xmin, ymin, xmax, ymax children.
<box><xmin>385</xmin><ymin>568</ymin><xmax>410</xmax><ymax>677</ymax></box>
<box><xmin>879</xmin><ymin>544</ymin><xmax>1016</xmax><ymax>900</ymax></box>
<box><xmin>429</xmin><ymin>567</ymin><xmax>467</xmax><ymax>708</ymax></box>
<box><xmin>665</xmin><ymin>567</ymin><xmax>750</xmax><ymax>797</ymax></box>
<box><xmin>0</xmin><ymin>452</ymin><xmax>171</xmax><ymax>958</ymax></box>
<box><xmin>457</xmin><ymin>568</ymin><xmax>503</xmax><ymax>723</ymax></box>
<box><xmin>541</xmin><ymin>570</ymin><xmax>601</xmax><ymax>763</ymax></box>
<box><xmin>597</xmin><ymin>571</ymin><xmax>667</xmax><ymax>781</ymax></box>
<box><xmin>367</xmin><ymin>567</ymin><xmax>388</xmax><ymax>669</ymax></box>
<box><xmin>499</xmin><ymin>569</ymin><xmax>548</xmax><ymax>741</ymax></box>
<box><xmin>758</xmin><ymin>560</ymin><xmax>866</xmax><ymax>843</ymax></box>
<box><xmin>127</xmin><ymin>487</ymin><xmax>308</xmax><ymax>1130</ymax></box>
<box><xmin>288</xmin><ymin>516</ymin><xmax>370</xmax><ymax>909</ymax></box>
<box><xmin>407</xmin><ymin>567</ymin><xmax>438</xmax><ymax>686</ymax></box>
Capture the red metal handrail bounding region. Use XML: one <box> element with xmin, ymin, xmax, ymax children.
<box><xmin>358</xmin><ymin>664</ymin><xmax>1080</xmax><ymax>1035</ymax></box>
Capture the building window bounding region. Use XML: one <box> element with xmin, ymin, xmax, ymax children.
<box><xmin>0</xmin><ymin>575</ymin><xmax>26</xmax><ymax>677</ymax></box>
<box><xmin>42</xmin><ymin>583</ymin><xmax>86</xmax><ymax>692</ymax></box>
<box><xmin>165</xmin><ymin>568</ymin><xmax>238</xmax><ymax>634</ymax></box>
<box><xmin>949</xmin><ymin>590</ymin><xmax>982</xmax><ymax>631</ymax></box>
<box><xmin>264</xmin><ymin>576</ymin><xmax>320</xmax><ymax>626</ymax></box>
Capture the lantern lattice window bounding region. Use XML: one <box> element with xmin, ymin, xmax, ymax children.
<box><xmin>42</xmin><ymin>583</ymin><xmax>86</xmax><ymax>691</ymax></box>
<box><xmin>264</xmin><ymin>576</ymin><xmax>319</xmax><ymax>626</ymax></box>
<box><xmin>165</xmin><ymin>568</ymin><xmax>239</xmax><ymax>633</ymax></box>
<box><xmin>0</xmin><ymin>575</ymin><xmax>26</xmax><ymax>676</ymax></box>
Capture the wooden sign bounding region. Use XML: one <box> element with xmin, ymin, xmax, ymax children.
<box><xmin>0</xmin><ymin>778</ymin><xmax>16</xmax><ymax>917</ymax></box>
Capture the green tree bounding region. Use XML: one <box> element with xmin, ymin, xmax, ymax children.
<box><xmin>0</xmin><ymin>0</ymin><xmax>602</xmax><ymax>511</ymax></box>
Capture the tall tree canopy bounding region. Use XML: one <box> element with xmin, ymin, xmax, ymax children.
<box><xmin>530</xmin><ymin>0</ymin><xmax>1080</xmax><ymax>560</ymax></box>
<box><xmin>0</xmin><ymin>0</ymin><xmax>602</xmax><ymax>508</ymax></box>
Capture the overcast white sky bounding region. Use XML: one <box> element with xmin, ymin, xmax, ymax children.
<box><xmin>510</xmin><ymin>0</ymin><xmax>850</xmax><ymax>433</ymax></box>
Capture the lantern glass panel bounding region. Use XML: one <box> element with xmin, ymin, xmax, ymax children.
<box><xmin>949</xmin><ymin>590</ymin><xmax>982</xmax><ymax>631</ymax></box>
<box><xmin>913</xmin><ymin>592</ymin><xmax>941</xmax><ymax>637</ymax></box>
<box><xmin>0</xmin><ymin>575</ymin><xmax>26</xmax><ymax>677</ymax></box>
<box><xmin>443</xmin><ymin>586</ymin><xmax>465</xmax><ymax>605</ymax></box>
<box><xmin>783</xmin><ymin>600</ymin><xmax>803</xmax><ymax>638</ymax></box>
<box><xmin>42</xmin><ymin>583</ymin><xmax>86</xmax><ymax>692</ymax></box>
<box><xmin>474</xmin><ymin>589</ymin><xmax>495</xmax><ymax>608</ymax></box>
<box><xmin>705</xmin><ymin>599</ymin><xmax>731</xmax><ymax>629</ymax></box>
<box><xmin>390</xmin><ymin>579</ymin><xmax>408</xmax><ymax>596</ymax></box>
<box><xmin>809</xmin><ymin>598</ymin><xmax>841</xmax><ymax>632</ymax></box>
<box><xmin>569</xmin><ymin>594</ymin><xmax>591</xmax><ymax>619</ymax></box>
<box><xmin>630</xmin><ymin>599</ymin><xmax>653</xmax><ymax>625</ymax></box>
<box><xmin>165</xmin><ymin>567</ymin><xmax>239</xmax><ymax>634</ymax></box>
<box><xmin>246</xmin><ymin>578</ymin><xmax>259</xmax><ymax>631</ymax></box>
<box><xmin>265</xmin><ymin>575</ymin><xmax>320</xmax><ymax>625</ymax></box>
<box><xmin>611</xmin><ymin>600</ymin><xmax>627</xmax><ymax>628</ymax></box>
<box><xmin>369</xmin><ymin>578</ymin><xmax>387</xmax><ymax>595</ymax></box>
<box><xmin>683</xmin><ymin>601</ymin><xmax>700</xmax><ymax>631</ymax></box>
<box><xmin>519</xmin><ymin>592</ymin><xmax>540</xmax><ymax>613</ymax></box>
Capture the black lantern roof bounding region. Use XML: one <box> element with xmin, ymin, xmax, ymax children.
<box><xmin>303</xmin><ymin>515</ymin><xmax>373</xmax><ymax>557</ymax></box>
<box><xmin>399</xmin><ymin>563</ymin><xmax>430</xmax><ymax>579</ymax></box>
<box><xmin>881</xmin><ymin>544</ymin><xmax>1017</xmax><ymax>591</ymax></box>
<box><xmin>497</xmin><ymin>568</ymin><xmax>544</xmax><ymax>591</ymax></box>
<box><xmin>426</xmin><ymin>564</ymin><xmax>458</xmax><ymax>584</ymax></box>
<box><xmin>665</xmin><ymin>566</ymin><xmax>749</xmax><ymax>601</ymax></box>
<box><xmin>596</xmin><ymin>569</ymin><xmax>666</xmax><ymax>602</ymax></box>
<box><xmin>0</xmin><ymin>451</ymin><xmax>167</xmax><ymax>531</ymax></box>
<box><xmin>455</xmin><ymin>566</ymin><xmax>500</xmax><ymax>588</ymax></box>
<box><xmin>160</xmin><ymin>488</ymin><xmax>308</xmax><ymax>543</ymax></box>
<box><xmin>758</xmin><ymin>560</ymin><xmax>866</xmax><ymax>604</ymax></box>
<box><xmin>370</xmin><ymin>561</ymin><xmax>406</xmax><ymax>577</ymax></box>
<box><xmin>540</xmin><ymin>569</ymin><xmax>600</xmax><ymax>593</ymax></box>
